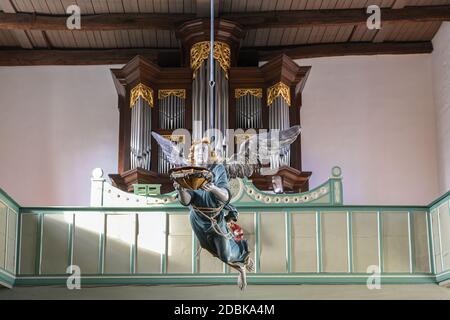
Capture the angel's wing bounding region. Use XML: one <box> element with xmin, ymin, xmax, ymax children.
<box><xmin>244</xmin><ymin>125</ymin><xmax>301</xmax><ymax>162</ymax></box>
<box><xmin>151</xmin><ymin>132</ymin><xmax>189</xmax><ymax>167</ymax></box>
<box><xmin>225</xmin><ymin>125</ymin><xmax>301</xmax><ymax>179</ymax></box>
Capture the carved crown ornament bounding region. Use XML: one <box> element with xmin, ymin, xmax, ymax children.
<box><xmin>267</xmin><ymin>82</ymin><xmax>291</xmax><ymax>107</ymax></box>
<box><xmin>158</xmin><ymin>89</ymin><xmax>187</xmax><ymax>100</ymax></box>
<box><xmin>234</xmin><ymin>88</ymin><xmax>263</xmax><ymax>99</ymax></box>
<box><xmin>130</xmin><ymin>83</ymin><xmax>154</xmax><ymax>108</ymax></box>
<box><xmin>190</xmin><ymin>41</ymin><xmax>231</xmax><ymax>80</ymax></box>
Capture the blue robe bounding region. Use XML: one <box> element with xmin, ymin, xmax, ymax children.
<box><xmin>186</xmin><ymin>164</ymin><xmax>249</xmax><ymax>265</ymax></box>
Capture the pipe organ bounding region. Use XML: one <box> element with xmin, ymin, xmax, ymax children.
<box><xmin>109</xmin><ymin>19</ymin><xmax>312</xmax><ymax>194</ymax></box>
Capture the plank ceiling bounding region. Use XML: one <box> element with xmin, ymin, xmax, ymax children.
<box><xmin>0</xmin><ymin>0</ymin><xmax>448</xmax><ymax>50</ymax></box>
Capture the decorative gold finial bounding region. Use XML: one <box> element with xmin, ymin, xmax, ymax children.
<box><xmin>190</xmin><ymin>41</ymin><xmax>231</xmax><ymax>80</ymax></box>
<box><xmin>130</xmin><ymin>83</ymin><xmax>153</xmax><ymax>108</ymax></box>
<box><xmin>267</xmin><ymin>82</ymin><xmax>291</xmax><ymax>106</ymax></box>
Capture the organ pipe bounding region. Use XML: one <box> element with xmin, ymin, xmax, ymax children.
<box><xmin>268</xmin><ymin>82</ymin><xmax>291</xmax><ymax>170</ymax></box>
<box><xmin>191</xmin><ymin>42</ymin><xmax>230</xmax><ymax>148</ymax></box>
<box><xmin>157</xmin><ymin>89</ymin><xmax>186</xmax><ymax>174</ymax></box>
<box><xmin>235</xmin><ymin>90</ymin><xmax>262</xmax><ymax>130</ymax></box>
<box><xmin>130</xmin><ymin>92</ymin><xmax>153</xmax><ymax>171</ymax></box>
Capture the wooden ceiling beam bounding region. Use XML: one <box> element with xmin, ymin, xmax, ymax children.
<box><xmin>0</xmin><ymin>49</ymin><xmax>177</xmax><ymax>65</ymax></box>
<box><xmin>221</xmin><ymin>5</ymin><xmax>450</xmax><ymax>29</ymax></box>
<box><xmin>0</xmin><ymin>42</ymin><xmax>432</xmax><ymax>66</ymax></box>
<box><xmin>252</xmin><ymin>41</ymin><xmax>433</xmax><ymax>61</ymax></box>
<box><xmin>0</xmin><ymin>12</ymin><xmax>196</xmax><ymax>31</ymax></box>
<box><xmin>0</xmin><ymin>6</ymin><xmax>449</xmax><ymax>31</ymax></box>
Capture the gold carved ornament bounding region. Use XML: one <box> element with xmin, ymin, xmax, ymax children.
<box><xmin>267</xmin><ymin>82</ymin><xmax>291</xmax><ymax>107</ymax></box>
<box><xmin>130</xmin><ymin>83</ymin><xmax>154</xmax><ymax>108</ymax></box>
<box><xmin>190</xmin><ymin>41</ymin><xmax>231</xmax><ymax>80</ymax></box>
<box><xmin>235</xmin><ymin>88</ymin><xmax>263</xmax><ymax>99</ymax></box>
<box><xmin>158</xmin><ymin>89</ymin><xmax>186</xmax><ymax>100</ymax></box>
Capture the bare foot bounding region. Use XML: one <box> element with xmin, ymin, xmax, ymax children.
<box><xmin>237</xmin><ymin>267</ymin><xmax>247</xmax><ymax>290</ymax></box>
<box><xmin>245</xmin><ymin>257</ymin><xmax>255</xmax><ymax>273</ymax></box>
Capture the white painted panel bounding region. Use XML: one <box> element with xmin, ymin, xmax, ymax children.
<box><xmin>6</xmin><ymin>209</ymin><xmax>17</xmax><ymax>273</ymax></box>
<box><xmin>352</xmin><ymin>212</ymin><xmax>378</xmax><ymax>272</ymax></box>
<box><xmin>412</xmin><ymin>212</ymin><xmax>430</xmax><ymax>273</ymax></box>
<box><xmin>19</xmin><ymin>214</ymin><xmax>38</xmax><ymax>274</ymax></box>
<box><xmin>73</xmin><ymin>213</ymin><xmax>103</xmax><ymax>274</ymax></box>
<box><xmin>167</xmin><ymin>214</ymin><xmax>191</xmax><ymax>273</ymax></box>
<box><xmin>105</xmin><ymin>214</ymin><xmax>133</xmax><ymax>274</ymax></box>
<box><xmin>41</xmin><ymin>214</ymin><xmax>69</xmax><ymax>274</ymax></box>
<box><xmin>198</xmin><ymin>245</ymin><xmax>223</xmax><ymax>273</ymax></box>
<box><xmin>431</xmin><ymin>209</ymin><xmax>442</xmax><ymax>273</ymax></box>
<box><xmin>137</xmin><ymin>213</ymin><xmax>164</xmax><ymax>273</ymax></box>
<box><xmin>169</xmin><ymin>213</ymin><xmax>192</xmax><ymax>235</ymax></box>
<box><xmin>322</xmin><ymin>212</ymin><xmax>348</xmax><ymax>272</ymax></box>
<box><xmin>383</xmin><ymin>212</ymin><xmax>409</xmax><ymax>272</ymax></box>
<box><xmin>292</xmin><ymin>212</ymin><xmax>317</xmax><ymax>272</ymax></box>
<box><xmin>260</xmin><ymin>213</ymin><xmax>286</xmax><ymax>273</ymax></box>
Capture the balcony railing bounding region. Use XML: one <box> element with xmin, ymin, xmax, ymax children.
<box><xmin>0</xmin><ymin>177</ymin><xmax>449</xmax><ymax>287</ymax></box>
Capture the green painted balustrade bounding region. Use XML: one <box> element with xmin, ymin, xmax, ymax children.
<box><xmin>1</xmin><ymin>187</ymin><xmax>449</xmax><ymax>287</ymax></box>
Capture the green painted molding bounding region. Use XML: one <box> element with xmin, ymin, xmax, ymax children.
<box><xmin>19</xmin><ymin>205</ymin><xmax>429</xmax><ymax>214</ymax></box>
<box><xmin>428</xmin><ymin>191</ymin><xmax>450</xmax><ymax>210</ymax></box>
<box><xmin>236</xmin><ymin>175</ymin><xmax>342</xmax><ymax>207</ymax></box>
<box><xmin>0</xmin><ymin>268</ymin><xmax>16</xmax><ymax>287</ymax></box>
<box><xmin>0</xmin><ymin>187</ymin><xmax>20</xmax><ymax>212</ymax></box>
<box><xmin>13</xmin><ymin>273</ymin><xmax>437</xmax><ymax>286</ymax></box>
<box><xmin>436</xmin><ymin>270</ymin><xmax>450</xmax><ymax>283</ymax></box>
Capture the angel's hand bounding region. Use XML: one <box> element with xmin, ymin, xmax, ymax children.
<box><xmin>173</xmin><ymin>181</ymin><xmax>182</xmax><ymax>191</ymax></box>
<box><xmin>201</xmin><ymin>183</ymin><xmax>229</xmax><ymax>203</ymax></box>
<box><xmin>201</xmin><ymin>182</ymin><xmax>215</xmax><ymax>192</ymax></box>
<box><xmin>174</xmin><ymin>181</ymin><xmax>191</xmax><ymax>206</ymax></box>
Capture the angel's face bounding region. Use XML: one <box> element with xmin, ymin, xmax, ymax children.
<box><xmin>193</xmin><ymin>143</ymin><xmax>210</xmax><ymax>166</ymax></box>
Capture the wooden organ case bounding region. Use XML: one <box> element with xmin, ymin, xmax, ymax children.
<box><xmin>109</xmin><ymin>19</ymin><xmax>312</xmax><ymax>194</ymax></box>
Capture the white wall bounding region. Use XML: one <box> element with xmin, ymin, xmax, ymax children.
<box><xmin>0</xmin><ymin>54</ymin><xmax>443</xmax><ymax>206</ymax></box>
<box><xmin>297</xmin><ymin>54</ymin><xmax>439</xmax><ymax>205</ymax></box>
<box><xmin>432</xmin><ymin>22</ymin><xmax>450</xmax><ymax>195</ymax></box>
<box><xmin>0</xmin><ymin>66</ymin><xmax>120</xmax><ymax>206</ymax></box>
